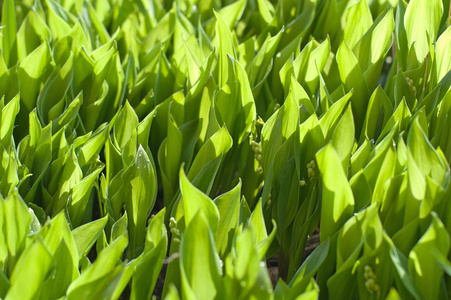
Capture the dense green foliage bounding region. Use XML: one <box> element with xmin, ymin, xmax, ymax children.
<box><xmin>0</xmin><ymin>0</ymin><xmax>451</xmax><ymax>299</ymax></box>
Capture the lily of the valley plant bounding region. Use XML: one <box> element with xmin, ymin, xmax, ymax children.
<box><xmin>1</xmin><ymin>0</ymin><xmax>451</xmax><ymax>299</ymax></box>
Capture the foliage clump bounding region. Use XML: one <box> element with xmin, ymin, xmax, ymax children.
<box><xmin>0</xmin><ymin>0</ymin><xmax>451</xmax><ymax>299</ymax></box>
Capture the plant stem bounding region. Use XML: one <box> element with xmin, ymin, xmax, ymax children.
<box><xmin>448</xmin><ymin>0</ymin><xmax>451</xmax><ymax>28</ymax></box>
<box><xmin>422</xmin><ymin>52</ymin><xmax>430</xmax><ymax>97</ymax></box>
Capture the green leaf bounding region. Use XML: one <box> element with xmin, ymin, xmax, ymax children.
<box><xmin>316</xmin><ymin>144</ymin><xmax>355</xmax><ymax>242</ymax></box>
<box><xmin>350</xmin><ymin>138</ymin><xmax>371</xmax><ymax>177</ymax></box>
<box><xmin>17</xmin><ymin>41</ymin><xmax>53</xmax><ymax>113</ymax></box>
<box><xmin>368</xmin><ymin>9</ymin><xmax>395</xmax><ymax>68</ymax></box>
<box><xmin>336</xmin><ymin>41</ymin><xmax>370</xmax><ymax>134</ymax></box>
<box><xmin>164</xmin><ymin>284</ymin><xmax>181</xmax><ymax>300</ymax></box>
<box><xmin>111</xmin><ymin>212</ymin><xmax>128</xmax><ymax>243</ymax></box>
<box><xmin>72</xmin><ymin>215</ymin><xmax>108</xmax><ymax>260</ymax></box>
<box><xmin>77</xmin><ymin>124</ymin><xmax>109</xmax><ymax>167</ymax></box>
<box><xmin>180</xmin><ymin>166</ymin><xmax>220</xmax><ymax>233</ymax></box>
<box><xmin>51</xmin><ymin>94</ymin><xmax>82</xmax><ymax>134</ymax></box>
<box><xmin>261</xmin><ymin>91</ymin><xmax>299</xmax><ymax>175</ymax></box>
<box><xmin>257</xmin><ymin>0</ymin><xmax>274</xmax><ymax>25</ymax></box>
<box><xmin>0</xmin><ymin>148</ymin><xmax>18</xmax><ymax>197</ymax></box>
<box><xmin>329</xmin><ymin>204</ymin><xmax>386</xmax><ymax>298</ymax></box>
<box><xmin>52</xmin><ymin>22</ymin><xmax>90</xmax><ymax>65</ymax></box>
<box><xmin>378</xmin><ymin>98</ymin><xmax>411</xmax><ymax>143</ymax></box>
<box><xmin>114</xmin><ymin>101</ymin><xmax>139</xmax><ymax>151</ymax></box>
<box><xmin>287</xmin><ymin>240</ymin><xmax>330</xmax><ymax>295</ymax></box>
<box><xmin>0</xmin><ymin>269</ymin><xmax>9</xmax><ymax>299</ymax></box>
<box><xmin>49</xmin><ymin>147</ymin><xmax>83</xmax><ymax>216</ymax></box>
<box><xmin>292</xmin><ymin>42</ymin><xmax>314</xmax><ymax>93</ymax></box>
<box><xmin>215</xmin><ymin>56</ymin><xmax>256</xmax><ymax>144</ymax></box>
<box><xmin>158</xmin><ymin>112</ymin><xmax>183</xmax><ymax>205</ymax></box>
<box><xmin>187</xmin><ymin>126</ymin><xmax>233</xmax><ymax>194</ymax></box>
<box><xmin>278</xmin><ymin>4</ymin><xmax>315</xmax><ymax>50</ymax></box>
<box><xmin>394</xmin><ymin>71</ymin><xmax>416</xmax><ymax>110</ymax></box>
<box><xmin>362</xmin><ymin>127</ymin><xmax>397</xmax><ymax>192</ymax></box>
<box><xmin>16</xmin><ymin>10</ymin><xmax>51</xmax><ymax>61</ymax></box>
<box><xmin>408</xmin><ymin>117</ymin><xmax>447</xmax><ymax>186</ymax></box>
<box><xmin>37</xmin><ymin>212</ymin><xmax>79</xmax><ymax>269</ymax></box>
<box><xmin>353</xmin><ymin>8</ymin><xmax>395</xmax><ymax>91</ymax></box>
<box><xmin>179</xmin><ymin>211</ymin><xmax>223</xmax><ymax>299</ymax></box>
<box><xmin>224</xmin><ymin>226</ymin><xmax>273</xmax><ymax>299</ymax></box>
<box><xmin>271</xmin><ymin>34</ymin><xmax>302</xmax><ymax>100</ymax></box>
<box><xmin>214</xmin><ymin>10</ymin><xmax>237</xmax><ymax>88</ymax></box>
<box><xmin>5</xmin><ymin>239</ymin><xmax>53</xmax><ymax>300</ymax></box>
<box><xmin>182</xmin><ymin>39</ymin><xmax>202</xmax><ymax>88</ymax></box>
<box><xmin>0</xmin><ymin>53</ymin><xmax>19</xmax><ymax>103</ymax></box>
<box><xmin>40</xmin><ymin>239</ymin><xmax>78</xmax><ymax>299</ymax></box>
<box><xmin>250</xmin><ymin>198</ymin><xmax>276</xmax><ymax>260</ymax></box>
<box><xmin>3</xmin><ymin>191</ymin><xmax>32</xmax><ymax>270</ymax></box>
<box><xmin>331</xmin><ymin>104</ymin><xmax>355</xmax><ymax>173</ymax></box>
<box><xmin>386</xmin><ymin>288</ymin><xmax>402</xmax><ymax>300</ymax></box>
<box><xmin>289</xmin><ymin>74</ymin><xmax>315</xmax><ymax>116</ymax></box>
<box><xmin>319</xmin><ymin>90</ymin><xmax>353</xmax><ymax>140</ymax></box>
<box><xmin>395</xmin><ymin>0</ymin><xmax>409</xmax><ymax>69</ymax></box>
<box><xmin>66</xmin><ymin>234</ymin><xmax>128</xmax><ymax>300</ymax></box>
<box><xmin>69</xmin><ymin>166</ymin><xmax>103</xmax><ymax>227</ymax></box>
<box><xmin>216</xmin><ymin>0</ymin><xmax>246</xmax><ymax>30</ymax></box>
<box><xmin>304</xmin><ymin>37</ymin><xmax>331</xmax><ymax>95</ymax></box>
<box><xmin>404</xmin><ymin>0</ymin><xmax>443</xmax><ymax>64</ymax></box>
<box><xmin>408</xmin><ymin>213</ymin><xmax>450</xmax><ymax>300</ymax></box>
<box><xmin>148</xmin><ymin>92</ymin><xmax>184</xmax><ymax>158</ymax></box>
<box><xmin>0</xmin><ymin>200</ymin><xmax>6</xmax><ymax>269</ymax></box>
<box><xmin>390</xmin><ymin>245</ymin><xmax>425</xmax><ymax>300</ymax></box>
<box><xmin>361</xmin><ymin>86</ymin><xmax>393</xmax><ymax>142</ymax></box>
<box><xmin>370</xmin><ymin>144</ymin><xmax>397</xmax><ymax>206</ymax></box>
<box><xmin>274</xmin><ymin>157</ymin><xmax>299</xmax><ymax>238</ymax></box>
<box><xmin>239</xmin><ymin>196</ymin><xmax>252</xmax><ymax>225</ymax></box>
<box><xmin>123</xmin><ymin>145</ymin><xmax>158</xmax><ymax>259</ymax></box>
<box><xmin>185</xmin><ymin>51</ymin><xmax>216</xmax><ymax>108</ymax></box>
<box><xmin>37</xmin><ymin>52</ymin><xmax>74</xmax><ymax>124</ymax></box>
<box><xmin>45</xmin><ymin>0</ymin><xmax>74</xmax><ymax>40</ymax></box>
<box><xmin>0</xmin><ymin>93</ymin><xmax>20</xmax><ymax>145</ymax></box>
<box><xmin>343</xmin><ymin>0</ymin><xmax>373</xmax><ymax>49</ymax></box>
<box><xmin>130</xmin><ymin>208</ymin><xmax>168</xmax><ymax>300</ymax></box>
<box><xmin>1</xmin><ymin>0</ymin><xmax>17</xmax><ymax>68</ymax></box>
<box><xmin>141</xmin><ymin>4</ymin><xmax>174</xmax><ymax>46</ymax></box>
<box><xmin>296</xmin><ymin>114</ymin><xmax>325</xmax><ymax>181</ymax></box>
<box><xmin>20</xmin><ymin>113</ymin><xmax>52</xmax><ymax>203</ymax></box>
<box><xmin>154</xmin><ymin>52</ymin><xmax>176</xmax><ymax>105</ymax></box>
<box><xmin>213</xmin><ymin>181</ymin><xmax>241</xmax><ymax>258</ymax></box>
<box><xmin>248</xmin><ymin>29</ymin><xmax>284</xmax><ymax>89</ymax></box>
<box><xmin>435</xmin><ymin>26</ymin><xmax>451</xmax><ymax>83</ymax></box>
<box><xmin>137</xmin><ymin>109</ymin><xmax>157</xmax><ymax>150</ymax></box>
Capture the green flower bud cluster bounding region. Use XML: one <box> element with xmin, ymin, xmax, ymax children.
<box><xmin>169</xmin><ymin>217</ymin><xmax>181</xmax><ymax>245</ymax></box>
<box><xmin>266</xmin><ymin>193</ymin><xmax>272</xmax><ymax>207</ymax></box>
<box><xmin>406</xmin><ymin>77</ymin><xmax>417</xmax><ymax>96</ymax></box>
<box><xmin>364</xmin><ymin>265</ymin><xmax>381</xmax><ymax>297</ymax></box>
<box><xmin>307</xmin><ymin>160</ymin><xmax>316</xmax><ymax>179</ymax></box>
<box><xmin>300</xmin><ymin>160</ymin><xmax>316</xmax><ymax>186</ymax></box>
<box><xmin>251</xmin><ymin>140</ymin><xmax>263</xmax><ymax>173</ymax></box>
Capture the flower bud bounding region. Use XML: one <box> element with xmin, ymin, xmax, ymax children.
<box><xmin>169</xmin><ymin>217</ymin><xmax>177</xmax><ymax>228</ymax></box>
<box><xmin>170</xmin><ymin>228</ymin><xmax>180</xmax><ymax>236</ymax></box>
